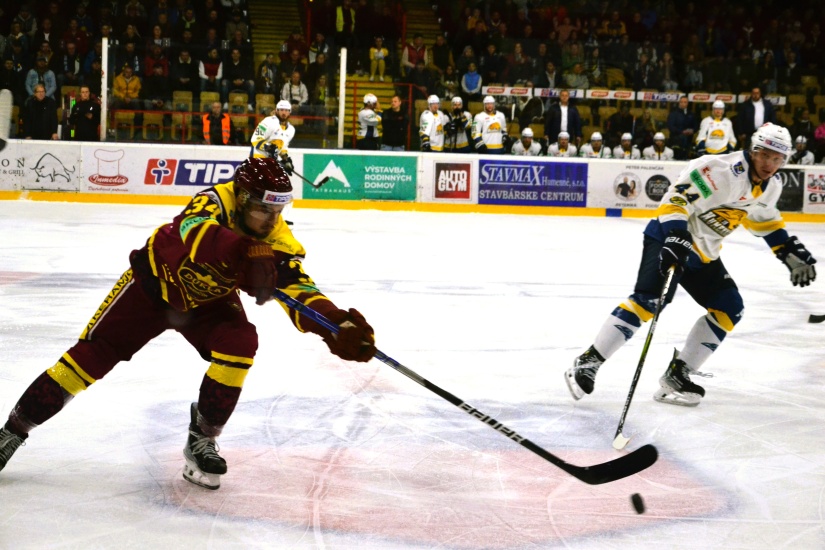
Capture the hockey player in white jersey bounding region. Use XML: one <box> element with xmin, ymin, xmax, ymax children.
<box><xmin>789</xmin><ymin>135</ymin><xmax>815</xmax><ymax>165</ymax></box>
<box><xmin>419</xmin><ymin>94</ymin><xmax>449</xmax><ymax>152</ymax></box>
<box><xmin>643</xmin><ymin>132</ymin><xmax>674</xmax><ymax>160</ymax></box>
<box><xmin>547</xmin><ymin>131</ymin><xmax>578</xmax><ymax>157</ymax></box>
<box><xmin>695</xmin><ymin>100</ymin><xmax>736</xmax><ymax>155</ymax></box>
<box><xmin>511</xmin><ymin>127</ymin><xmax>542</xmax><ymax>155</ymax></box>
<box><xmin>250</xmin><ymin>99</ymin><xmax>296</xmax><ymax>175</ymax></box>
<box><xmin>356</xmin><ymin>93</ymin><xmax>383</xmax><ymax>150</ymax></box>
<box><xmin>446</xmin><ymin>96</ymin><xmax>472</xmax><ymax>153</ymax></box>
<box><xmin>579</xmin><ymin>131</ymin><xmax>612</xmax><ymax>158</ymax></box>
<box><xmin>472</xmin><ymin>95</ymin><xmax>509</xmax><ymax>154</ymax></box>
<box><xmin>613</xmin><ymin>132</ymin><xmax>641</xmax><ymax>159</ymax></box>
<box><xmin>567</xmin><ymin>123</ymin><xmax>816</xmax><ymax>407</ymax></box>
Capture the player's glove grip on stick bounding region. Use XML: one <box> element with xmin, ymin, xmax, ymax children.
<box><xmin>279</xmin><ymin>155</ymin><xmax>294</xmax><ymax>176</ymax></box>
<box><xmin>235</xmin><ymin>238</ymin><xmax>278</xmax><ymax>305</ymax></box>
<box><xmin>324</xmin><ymin>308</ymin><xmax>376</xmax><ymax>362</ymax></box>
<box><xmin>659</xmin><ymin>228</ymin><xmax>693</xmax><ymax>276</ymax></box>
<box><xmin>775</xmin><ymin>236</ymin><xmax>817</xmax><ymax>287</ymax></box>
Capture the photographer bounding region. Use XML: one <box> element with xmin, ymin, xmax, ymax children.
<box><xmin>446</xmin><ymin>97</ymin><xmax>472</xmax><ymax>153</ymax></box>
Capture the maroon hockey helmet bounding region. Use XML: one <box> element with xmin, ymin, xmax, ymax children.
<box><xmin>233</xmin><ymin>157</ymin><xmax>293</xmax><ymax>206</ymax></box>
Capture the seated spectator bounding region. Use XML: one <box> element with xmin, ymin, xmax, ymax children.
<box><xmin>204</xmin><ymin>9</ymin><xmax>225</xmax><ymax>40</ymax></box>
<box><xmin>199</xmin><ymin>48</ymin><xmax>223</xmax><ymax>94</ymax></box>
<box><xmin>278</xmin><ymin>49</ymin><xmax>306</xmax><ymax>89</ymax></box>
<box><xmin>790</xmin><ymin>135</ymin><xmax>815</xmax><ymax>165</ymax></box>
<box><xmin>429</xmin><ymin>34</ymin><xmax>454</xmax><ymax>78</ymax></box>
<box><xmin>791</xmin><ymin>108</ymin><xmax>815</xmax><ymax>144</ymax></box>
<box><xmin>84</xmin><ymin>58</ymin><xmax>103</xmax><ymax>98</ymax></box>
<box><xmin>506</xmin><ymin>42</ymin><xmax>533</xmax><ymax>85</ymax></box>
<box><xmin>308</xmin><ymin>31</ymin><xmax>330</xmax><ymax>64</ymax></box>
<box><xmin>585</xmin><ymin>47</ymin><xmax>606</xmax><ymax>88</ymax></box>
<box><xmin>52</xmin><ymin>41</ymin><xmax>83</xmax><ymax>89</ymax></box>
<box><xmin>547</xmin><ymin>131</ymin><xmax>578</xmax><ymax>157</ymax></box>
<box><xmin>534</xmin><ymin>60</ymin><xmax>560</xmax><ymax>89</ymax></box>
<box><xmin>564</xmin><ymin>63</ymin><xmax>589</xmax><ymax>89</ymax></box>
<box><xmin>21</xmin><ymin>84</ymin><xmax>59</xmax><ymax>140</ymax></box>
<box><xmin>456</xmin><ymin>46</ymin><xmax>477</xmax><ymax>77</ymax></box>
<box><xmin>460</xmin><ymin>62</ymin><xmax>482</xmax><ymax>102</ymax></box>
<box><xmin>400</xmin><ymin>33</ymin><xmax>428</xmax><ymax>78</ymax></box>
<box><xmin>369</xmin><ymin>35</ymin><xmax>388</xmax><ymax>82</ymax></box>
<box><xmin>25</xmin><ymin>56</ymin><xmax>57</xmax><ymax>100</ymax></box>
<box><xmin>643</xmin><ymin>131</ymin><xmax>675</xmax><ymax>160</ymax></box>
<box><xmin>407</xmin><ymin>59</ymin><xmax>434</xmax><ymax>101</ymax></box>
<box><xmin>144</xmin><ymin>63</ymin><xmax>172</xmax><ymax>111</ymax></box>
<box><xmin>111</xmin><ymin>63</ymin><xmax>142</xmax><ymax>110</ymax></box>
<box><xmin>305</xmin><ymin>53</ymin><xmax>329</xmax><ymax>94</ymax></box>
<box><xmin>146</xmin><ymin>24</ymin><xmax>171</xmax><ymax>51</ymax></box>
<box><xmin>280</xmin><ymin>27</ymin><xmax>308</xmax><ymax>64</ymax></box>
<box><xmin>633</xmin><ymin>53</ymin><xmax>659</xmax><ymax>90</ymax></box>
<box><xmin>221</xmin><ymin>48</ymin><xmax>255</xmax><ymax>111</ymax></box>
<box><xmin>118</xmin><ymin>41</ymin><xmax>144</xmax><ymax>77</ymax></box>
<box><xmin>0</xmin><ymin>59</ymin><xmax>24</xmax><ymax>107</ymax></box>
<box><xmin>307</xmin><ymin>74</ymin><xmax>330</xmax><ymax>132</ymax></box>
<box><xmin>144</xmin><ymin>43</ymin><xmax>170</xmax><ymax>77</ymax></box>
<box><xmin>613</xmin><ymin>132</ymin><xmax>642</xmax><ymax>159</ymax></box>
<box><xmin>659</xmin><ymin>52</ymin><xmax>678</xmax><ymax>91</ymax></box>
<box><xmin>667</xmin><ymin>95</ymin><xmax>697</xmax><ymax>159</ymax></box>
<box><xmin>32</xmin><ymin>18</ymin><xmax>61</xmax><ymax>55</ymax></box>
<box><xmin>605</xmin><ymin>102</ymin><xmax>636</xmax><ymax>148</ymax></box>
<box><xmin>438</xmin><ymin>65</ymin><xmax>460</xmax><ymax>102</ymax></box>
<box><xmin>62</xmin><ymin>18</ymin><xmax>90</xmax><ymax>56</ymax></box>
<box><xmin>479</xmin><ymin>43</ymin><xmax>503</xmax><ymax>84</ymax></box>
<box><xmin>225</xmin><ymin>8</ymin><xmax>249</xmax><ymax>41</ymax></box>
<box><xmin>170</xmin><ymin>49</ymin><xmax>199</xmax><ymax>95</ymax></box>
<box><xmin>256</xmin><ymin>52</ymin><xmax>279</xmax><ymax>96</ymax></box>
<box><xmin>202</xmin><ymin>28</ymin><xmax>222</xmax><ymax>57</ymax></box>
<box><xmin>226</xmin><ymin>29</ymin><xmax>253</xmax><ymax>60</ymax></box>
<box><xmin>280</xmin><ymin>70</ymin><xmax>309</xmax><ymax>112</ymax></box>
<box><xmin>634</xmin><ymin>108</ymin><xmax>659</xmax><ymax>150</ymax></box>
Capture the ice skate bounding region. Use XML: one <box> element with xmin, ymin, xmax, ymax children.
<box><xmin>183</xmin><ymin>403</ymin><xmax>226</xmax><ymax>490</ymax></box>
<box><xmin>0</xmin><ymin>427</ymin><xmax>27</xmax><ymax>472</ymax></box>
<box><xmin>565</xmin><ymin>346</ymin><xmax>605</xmax><ymax>400</ymax></box>
<box><xmin>653</xmin><ymin>350</ymin><xmax>708</xmax><ymax>407</ymax></box>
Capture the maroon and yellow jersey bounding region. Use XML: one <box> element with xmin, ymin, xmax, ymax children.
<box><xmin>137</xmin><ymin>181</ymin><xmax>332</xmax><ymax>332</ymax></box>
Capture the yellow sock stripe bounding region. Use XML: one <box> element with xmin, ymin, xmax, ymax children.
<box><xmin>707</xmin><ymin>308</ymin><xmax>735</xmax><ymax>332</ymax></box>
<box><xmin>46</xmin><ymin>359</ymin><xmax>91</xmax><ymax>396</ymax></box>
<box><xmin>212</xmin><ymin>351</ymin><xmax>254</xmax><ymax>366</ymax></box>
<box><xmin>61</xmin><ymin>353</ymin><xmax>96</xmax><ymax>384</ymax></box>
<box><xmin>205</xmin><ymin>361</ymin><xmax>250</xmax><ymax>388</ymax></box>
<box><xmin>620</xmin><ymin>299</ymin><xmax>654</xmax><ymax>322</ymax></box>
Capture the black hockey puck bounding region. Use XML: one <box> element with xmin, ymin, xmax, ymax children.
<box><xmin>631</xmin><ymin>493</ymin><xmax>645</xmax><ymax>514</ymax></box>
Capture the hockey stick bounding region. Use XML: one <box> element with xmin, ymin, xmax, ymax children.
<box><xmin>808</xmin><ymin>314</ymin><xmax>825</xmax><ymax>324</ymax></box>
<box><xmin>0</xmin><ymin>89</ymin><xmax>12</xmax><ymax>153</ymax></box>
<box><xmin>272</xmin><ymin>289</ymin><xmax>659</xmax><ymax>485</ymax></box>
<box><xmin>291</xmin><ymin>168</ymin><xmax>330</xmax><ymax>189</ymax></box>
<box><xmin>612</xmin><ymin>266</ymin><xmax>676</xmax><ymax>450</ymax></box>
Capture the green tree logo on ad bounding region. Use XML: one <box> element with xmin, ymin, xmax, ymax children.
<box><xmin>303</xmin><ymin>154</ymin><xmax>417</xmax><ymax>201</ymax></box>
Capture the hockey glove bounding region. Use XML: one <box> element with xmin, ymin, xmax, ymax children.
<box><xmin>775</xmin><ymin>236</ymin><xmax>817</xmax><ymax>287</ymax></box>
<box><xmin>475</xmin><ymin>142</ymin><xmax>487</xmax><ymax>153</ymax></box>
<box><xmin>323</xmin><ymin>308</ymin><xmax>376</xmax><ymax>362</ymax></box>
<box><xmin>658</xmin><ymin>228</ymin><xmax>693</xmax><ymax>275</ymax></box>
<box><xmin>279</xmin><ymin>155</ymin><xmax>294</xmax><ymax>176</ymax></box>
<box><xmin>235</xmin><ymin>238</ymin><xmax>278</xmax><ymax>305</ymax></box>
<box><xmin>263</xmin><ymin>143</ymin><xmax>279</xmax><ymax>158</ymax></box>
<box><xmin>421</xmin><ymin>141</ymin><xmax>431</xmax><ymax>152</ymax></box>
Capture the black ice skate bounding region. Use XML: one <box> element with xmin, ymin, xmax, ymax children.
<box><xmin>565</xmin><ymin>345</ymin><xmax>605</xmax><ymax>400</ymax></box>
<box><xmin>653</xmin><ymin>350</ymin><xmax>708</xmax><ymax>407</ymax></box>
<box><xmin>0</xmin><ymin>427</ymin><xmax>27</xmax><ymax>472</ymax></box>
<box><xmin>183</xmin><ymin>403</ymin><xmax>227</xmax><ymax>490</ymax></box>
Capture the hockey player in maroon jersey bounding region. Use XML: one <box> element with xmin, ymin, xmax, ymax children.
<box><xmin>0</xmin><ymin>158</ymin><xmax>376</xmax><ymax>489</ymax></box>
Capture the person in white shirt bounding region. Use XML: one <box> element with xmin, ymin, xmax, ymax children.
<box><xmin>511</xmin><ymin>127</ymin><xmax>542</xmax><ymax>155</ymax></box>
<box><xmin>613</xmin><ymin>132</ymin><xmax>641</xmax><ymax>159</ymax></box>
<box><xmin>790</xmin><ymin>135</ymin><xmax>815</xmax><ymax>165</ymax></box>
<box><xmin>579</xmin><ymin>131</ymin><xmax>612</xmax><ymax>158</ymax></box>
<box><xmin>280</xmin><ymin>71</ymin><xmax>309</xmax><ymax>112</ymax></box>
<box><xmin>696</xmin><ymin>100</ymin><xmax>737</xmax><ymax>154</ymax></box>
<box><xmin>643</xmin><ymin>132</ymin><xmax>674</xmax><ymax>160</ymax></box>
<box><xmin>547</xmin><ymin>131</ymin><xmax>578</xmax><ymax>157</ymax></box>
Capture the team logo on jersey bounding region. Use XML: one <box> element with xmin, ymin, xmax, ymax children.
<box><xmin>731</xmin><ymin>161</ymin><xmax>745</xmax><ymax>176</ymax></box>
<box><xmin>698</xmin><ymin>207</ymin><xmax>747</xmax><ymax>236</ymax></box>
<box><xmin>670</xmin><ymin>196</ymin><xmax>688</xmax><ymax>207</ymax></box>
<box><xmin>700</xmin><ymin>166</ymin><xmax>719</xmax><ymax>190</ymax></box>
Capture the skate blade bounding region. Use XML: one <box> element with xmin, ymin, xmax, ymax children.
<box><xmin>564</xmin><ymin>367</ymin><xmax>584</xmax><ymax>400</ymax></box>
<box><xmin>653</xmin><ymin>387</ymin><xmax>700</xmax><ymax>407</ymax></box>
<box><xmin>183</xmin><ymin>457</ymin><xmax>222</xmax><ymax>490</ymax></box>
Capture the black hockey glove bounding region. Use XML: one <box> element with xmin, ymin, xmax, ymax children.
<box><xmin>421</xmin><ymin>141</ymin><xmax>431</xmax><ymax>152</ymax></box>
<box><xmin>475</xmin><ymin>142</ymin><xmax>487</xmax><ymax>153</ymax></box>
<box><xmin>279</xmin><ymin>155</ymin><xmax>294</xmax><ymax>176</ymax></box>
<box><xmin>658</xmin><ymin>228</ymin><xmax>693</xmax><ymax>275</ymax></box>
<box><xmin>263</xmin><ymin>143</ymin><xmax>279</xmax><ymax>158</ymax></box>
<box><xmin>775</xmin><ymin>236</ymin><xmax>817</xmax><ymax>287</ymax></box>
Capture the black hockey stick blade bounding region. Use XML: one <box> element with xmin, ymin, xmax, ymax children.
<box><xmin>0</xmin><ymin>137</ymin><xmax>6</xmax><ymax>153</ymax></box>
<box><xmin>809</xmin><ymin>314</ymin><xmax>825</xmax><ymax>323</ymax></box>
<box><xmin>272</xmin><ymin>289</ymin><xmax>659</xmax><ymax>485</ymax></box>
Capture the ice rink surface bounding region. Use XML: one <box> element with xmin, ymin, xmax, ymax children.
<box><xmin>1</xmin><ymin>200</ymin><xmax>824</xmax><ymax>549</ymax></box>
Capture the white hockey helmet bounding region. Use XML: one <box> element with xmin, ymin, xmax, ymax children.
<box><xmin>621</xmin><ymin>132</ymin><xmax>633</xmax><ymax>141</ymax></box>
<box><xmin>591</xmin><ymin>131</ymin><xmax>603</xmax><ymax>141</ymax></box>
<box><xmin>363</xmin><ymin>93</ymin><xmax>378</xmax><ymax>105</ymax></box>
<box><xmin>521</xmin><ymin>127</ymin><xmax>534</xmax><ymax>138</ymax></box>
<box><xmin>795</xmin><ymin>135</ymin><xmax>807</xmax><ymax>144</ymax></box>
<box><xmin>751</xmin><ymin>122</ymin><xmax>792</xmax><ymax>164</ymax></box>
<box><xmin>451</xmin><ymin>96</ymin><xmax>463</xmax><ymax>106</ymax></box>
<box><xmin>275</xmin><ymin>100</ymin><xmax>292</xmax><ymax>111</ymax></box>
<box><xmin>558</xmin><ymin>131</ymin><xmax>570</xmax><ymax>139</ymax></box>
<box><xmin>653</xmin><ymin>132</ymin><xmax>666</xmax><ymax>141</ymax></box>
<box><xmin>483</xmin><ymin>95</ymin><xmax>496</xmax><ymax>104</ymax></box>
<box><xmin>427</xmin><ymin>94</ymin><xmax>440</xmax><ymax>105</ymax></box>
<box><xmin>712</xmin><ymin>100</ymin><xmax>725</xmax><ymax>110</ymax></box>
